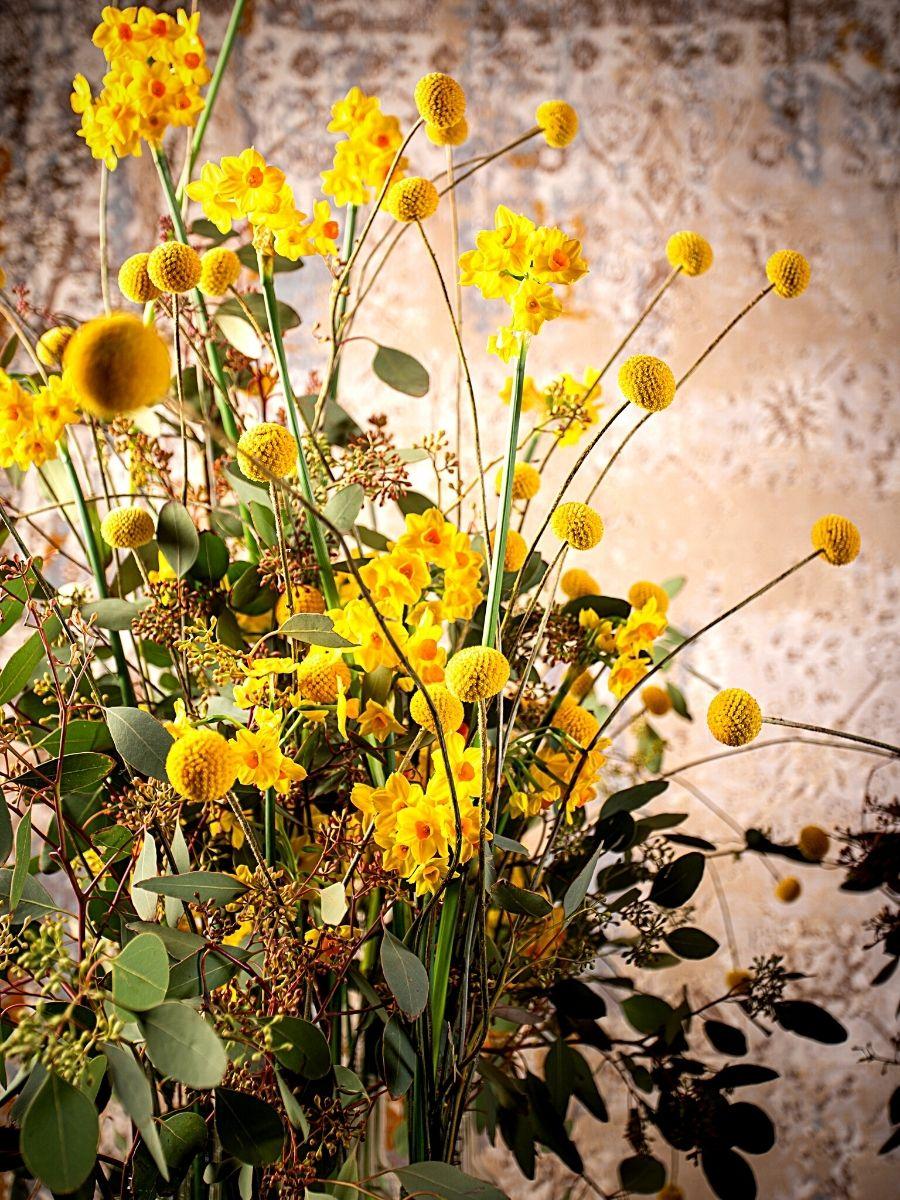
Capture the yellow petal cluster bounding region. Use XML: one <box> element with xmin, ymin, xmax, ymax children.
<box><xmin>147</xmin><ymin>241</ymin><xmax>202</xmax><ymax>294</ymax></box>
<box><xmin>707</xmin><ymin>688</ymin><xmax>762</xmax><ymax>746</ymax></box>
<box><xmin>409</xmin><ymin>684</ymin><xmax>464</xmax><ymax>735</ymax></box>
<box><xmin>0</xmin><ymin>370</ymin><xmax>79</xmax><ymax>473</ymax></box>
<box><xmin>199</xmin><ymin>247</ymin><xmax>242</xmax><ymax>297</ymax></box>
<box><xmin>552</xmin><ymin>699</ymin><xmax>600</xmax><ymax>748</ymax></box>
<box><xmin>495</xmin><ymin>461</ymin><xmax>541</xmax><ymax>501</ymax></box>
<box><xmin>118</xmin><ymin>253</ymin><xmax>162</xmax><ymax>304</ymax></box>
<box><xmin>641</xmin><ymin>685</ymin><xmax>672</xmax><ymax>716</ymax></box>
<box><xmin>535</xmin><ymin>100</ymin><xmax>578</xmax><ymax>148</ymax></box>
<box><xmin>628</xmin><ymin>580</ymin><xmax>669</xmax><ymax>614</ymax></box>
<box><xmin>550</xmin><ymin>502</ymin><xmax>604</xmax><ymax>550</ymax></box>
<box><xmin>618</xmin><ymin>355</ymin><xmax>676</xmax><ymax>412</ymax></box>
<box><xmin>36</xmin><ymin>325</ymin><xmax>75</xmax><ymax>367</ymax></box>
<box><xmin>561</xmin><ymin>568</ymin><xmax>599</xmax><ymax>599</ymax></box>
<box><xmin>322</xmin><ymin>87</ymin><xmax>407</xmax><ymax>209</ymax></box>
<box><xmin>445</xmin><ymin>646</ymin><xmax>510</xmax><ymax>703</ymax></box>
<box><xmin>63</xmin><ymin>313</ymin><xmax>170</xmax><ymax>421</ymax></box>
<box><xmin>665</xmin><ymin>231</ymin><xmax>713</xmax><ymax>276</ymax></box>
<box><xmin>166</xmin><ymin>728</ymin><xmax>238</xmax><ymax>803</ymax></box>
<box><xmin>276</xmin><ymin>586</ymin><xmax>326</xmax><ymax>626</ymax></box>
<box><xmin>385</xmin><ymin>176</ymin><xmax>439</xmax><ymax>222</ymax></box>
<box><xmin>294</xmin><ymin>651</ymin><xmax>352</xmax><ymax>705</ymax></box>
<box><xmin>237</xmin><ymin>422</ymin><xmax>298</xmax><ymax>483</ymax></box>
<box><xmin>414</xmin><ymin>73</ymin><xmax>466</xmax><ymax>129</ymax></box>
<box><xmin>426</xmin><ymin>118</ymin><xmax>468</xmax><ymax>147</ymax></box>
<box><xmin>100</xmin><ymin>506</ymin><xmax>155</xmax><ymax>549</ymax></box>
<box><xmin>766</xmin><ymin>249</ymin><xmax>810</xmax><ymax>298</ymax></box>
<box><xmin>491</xmin><ymin>528</ymin><xmax>527</xmax><ymax>572</ymax></box>
<box><xmin>811</xmin><ymin>514</ymin><xmax>860</xmax><ymax>566</ymax></box>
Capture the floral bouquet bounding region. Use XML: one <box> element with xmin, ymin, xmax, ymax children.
<box><xmin>0</xmin><ymin>5</ymin><xmax>897</xmax><ymax>1200</ymax></box>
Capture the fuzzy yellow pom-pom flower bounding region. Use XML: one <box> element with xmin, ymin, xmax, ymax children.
<box><xmin>535</xmin><ymin>100</ymin><xmax>578</xmax><ymax>148</ymax></box>
<box><xmin>147</xmin><ymin>241</ymin><xmax>202</xmax><ymax>294</ymax></box>
<box><xmin>36</xmin><ymin>325</ymin><xmax>75</xmax><ymax>367</ymax></box>
<box><xmin>118</xmin><ymin>253</ymin><xmax>161</xmax><ymax>304</ymax></box>
<box><xmin>63</xmin><ymin>313</ymin><xmax>170</xmax><ymax>420</ymax></box>
<box><xmin>641</xmin><ymin>685</ymin><xmax>672</xmax><ymax>716</ymax></box>
<box><xmin>409</xmin><ymin>683</ymin><xmax>464</xmax><ymax>734</ymax></box>
<box><xmin>414</xmin><ymin>72</ymin><xmax>465</xmax><ymax>129</ymax></box>
<box><xmin>426</xmin><ymin>117</ymin><xmax>468</xmax><ymax>147</ymax></box>
<box><xmin>766</xmin><ymin>249</ymin><xmax>810</xmax><ymax>299</ymax></box>
<box><xmin>665</xmin><ymin>231</ymin><xmax>713</xmax><ymax>277</ymax></box>
<box><xmin>811</xmin><ymin>514</ymin><xmax>860</xmax><ymax>566</ymax></box>
<box><xmin>198</xmin><ymin>247</ymin><xmax>242</xmax><ymax>297</ymax></box>
<box><xmin>798</xmin><ymin>825</ymin><xmax>830</xmax><ymax>862</ymax></box>
<box><xmin>628</xmin><ymin>580</ymin><xmax>669</xmax><ymax>614</ymax></box>
<box><xmin>618</xmin><ymin>355</ymin><xmax>676</xmax><ymax>413</ymax></box>
<box><xmin>569</xmin><ymin>669</ymin><xmax>595</xmax><ymax>701</ymax></box>
<box><xmin>561</xmin><ymin>568</ymin><xmax>599</xmax><ymax>599</ymax></box>
<box><xmin>775</xmin><ymin>876</ymin><xmax>802</xmax><ymax>904</ymax></box>
<box><xmin>550</xmin><ymin>502</ymin><xmax>604</xmax><ymax>551</ymax></box>
<box><xmin>385</xmin><ymin>176</ymin><xmax>439</xmax><ymax>222</ymax></box>
<box><xmin>166</xmin><ymin>728</ymin><xmax>238</xmax><ymax>803</ymax></box>
<box><xmin>276</xmin><ymin>586</ymin><xmax>326</xmax><ymax>626</ymax></box>
<box><xmin>294</xmin><ymin>651</ymin><xmax>351</xmax><ymax>705</ymax></box>
<box><xmin>707</xmin><ymin>688</ymin><xmax>762</xmax><ymax>746</ymax></box>
<box><xmin>495</xmin><ymin>461</ymin><xmax>541</xmax><ymax>501</ymax></box>
<box><xmin>445</xmin><ymin>646</ymin><xmax>510</xmax><ymax>702</ymax></box>
<box><xmin>552</xmin><ymin>699</ymin><xmax>599</xmax><ymax>747</ymax></box>
<box><xmin>490</xmin><ymin>528</ymin><xmax>527</xmax><ymax>573</ymax></box>
<box><xmin>237</xmin><ymin>422</ymin><xmax>298</xmax><ymax>483</ymax></box>
<box><xmin>100</xmin><ymin>506</ymin><xmax>155</xmax><ymax>550</ymax></box>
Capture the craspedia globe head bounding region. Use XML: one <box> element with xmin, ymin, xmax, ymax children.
<box><xmin>535</xmin><ymin>100</ymin><xmax>578</xmax><ymax>148</ymax></box>
<box><xmin>294</xmin><ymin>652</ymin><xmax>351</xmax><ymax>705</ymax></box>
<box><xmin>707</xmin><ymin>688</ymin><xmax>762</xmax><ymax>747</ymax></box>
<box><xmin>490</xmin><ymin>527</ymin><xmax>527</xmax><ymax>573</ymax></box>
<box><xmin>811</xmin><ymin>514</ymin><xmax>860</xmax><ymax>566</ymax></box>
<box><xmin>766</xmin><ymin>249</ymin><xmax>810</xmax><ymax>299</ymax></box>
<box><xmin>775</xmin><ymin>876</ymin><xmax>802</xmax><ymax>904</ymax></box>
<box><xmin>147</xmin><ymin>241</ymin><xmax>202</xmax><ymax>294</ymax></box>
<box><xmin>36</xmin><ymin>325</ymin><xmax>75</xmax><ymax>367</ymax></box>
<box><xmin>426</xmin><ymin>117</ymin><xmax>468</xmax><ymax>147</ymax></box>
<box><xmin>618</xmin><ymin>355</ymin><xmax>676</xmax><ymax>413</ymax></box>
<box><xmin>550</xmin><ymin>502</ymin><xmax>604</xmax><ymax>551</ymax></box>
<box><xmin>495</xmin><ymin>461</ymin><xmax>541</xmax><ymax>501</ymax></box>
<box><xmin>414</xmin><ymin>72</ymin><xmax>466</xmax><ymax>129</ymax></box>
<box><xmin>552</xmin><ymin>698</ymin><xmax>600</xmax><ymax>747</ymax></box>
<box><xmin>118</xmin><ymin>253</ymin><xmax>161</xmax><ymax>304</ymax></box>
<box><xmin>198</xmin><ymin>247</ymin><xmax>242</xmax><ymax>297</ymax></box>
<box><xmin>641</xmin><ymin>685</ymin><xmax>672</xmax><ymax>716</ymax></box>
<box><xmin>628</xmin><ymin>580</ymin><xmax>669</xmax><ymax>614</ymax></box>
<box><xmin>276</xmin><ymin>585</ymin><xmax>326</xmax><ymax>626</ymax></box>
<box><xmin>569</xmin><ymin>668</ymin><xmax>595</xmax><ymax>701</ymax></box>
<box><xmin>445</xmin><ymin>646</ymin><xmax>510</xmax><ymax>703</ymax></box>
<box><xmin>561</xmin><ymin>567</ymin><xmax>599</xmax><ymax>599</ymax></box>
<box><xmin>409</xmin><ymin>683</ymin><xmax>464</xmax><ymax>734</ymax></box>
<box><xmin>100</xmin><ymin>506</ymin><xmax>155</xmax><ymax>550</ymax></box>
<box><xmin>166</xmin><ymin>728</ymin><xmax>238</xmax><ymax>803</ymax></box>
<box><xmin>798</xmin><ymin>824</ymin><xmax>830</xmax><ymax>862</ymax></box>
<box><xmin>665</xmin><ymin>231</ymin><xmax>713</xmax><ymax>277</ymax></box>
<box><xmin>63</xmin><ymin>313</ymin><xmax>171</xmax><ymax>420</ymax></box>
<box><xmin>385</xmin><ymin>176</ymin><xmax>440</xmax><ymax>223</ymax></box>
<box><xmin>237</xmin><ymin>422</ymin><xmax>298</xmax><ymax>483</ymax></box>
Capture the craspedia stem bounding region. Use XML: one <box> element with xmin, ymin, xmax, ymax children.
<box><xmin>762</xmin><ymin>717</ymin><xmax>899</xmax><ymax>755</ymax></box>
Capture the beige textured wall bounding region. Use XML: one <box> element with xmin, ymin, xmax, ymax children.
<box><xmin>1</xmin><ymin>2</ymin><xmax>898</xmax><ymax>1197</ymax></box>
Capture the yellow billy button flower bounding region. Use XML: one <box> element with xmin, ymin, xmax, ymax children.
<box><xmin>275</xmin><ymin>585</ymin><xmax>326</xmax><ymax>626</ymax></box>
<box><xmin>628</xmin><ymin>580</ymin><xmax>669</xmax><ymax>614</ymax></box>
<box><xmin>414</xmin><ymin>72</ymin><xmax>466</xmax><ymax>129</ymax></box>
<box><xmin>118</xmin><ymin>253</ymin><xmax>161</xmax><ymax>304</ymax></box>
<box><xmin>618</xmin><ymin>354</ymin><xmax>676</xmax><ymax>412</ymax></box>
<box><xmin>147</xmin><ymin>241</ymin><xmax>202</xmax><ymax>294</ymax></box>
<box><xmin>641</xmin><ymin>685</ymin><xmax>672</xmax><ymax>716</ymax></box>
<box><xmin>36</xmin><ymin>325</ymin><xmax>75</xmax><ymax>367</ymax></box>
<box><xmin>495</xmin><ymin>460</ymin><xmax>541</xmax><ymax>501</ymax></box>
<box><xmin>490</xmin><ymin>527</ymin><xmax>527</xmax><ymax>572</ymax></box>
<box><xmin>798</xmin><ymin>824</ymin><xmax>830</xmax><ymax>862</ymax></box>
<box><xmin>707</xmin><ymin>688</ymin><xmax>762</xmax><ymax>747</ymax></box>
<box><xmin>237</xmin><ymin>422</ymin><xmax>298</xmax><ymax>482</ymax></box>
<box><xmin>426</xmin><ymin>117</ymin><xmax>468</xmax><ymax>147</ymax></box>
<box><xmin>550</xmin><ymin>502</ymin><xmax>604</xmax><ymax>551</ymax></box>
<box><xmin>552</xmin><ymin>699</ymin><xmax>599</xmax><ymax>748</ymax></box>
<box><xmin>561</xmin><ymin>568</ymin><xmax>599</xmax><ymax>599</ymax></box>
<box><xmin>294</xmin><ymin>650</ymin><xmax>352</xmax><ymax>705</ymax></box>
<box><xmin>166</xmin><ymin>728</ymin><xmax>238</xmax><ymax>803</ymax></box>
<box><xmin>445</xmin><ymin>646</ymin><xmax>510</xmax><ymax>703</ymax></box>
<box><xmin>385</xmin><ymin>176</ymin><xmax>440</xmax><ymax>222</ymax></box>
<box><xmin>409</xmin><ymin>683</ymin><xmax>464</xmax><ymax>735</ymax></box>
<box><xmin>665</xmin><ymin>230</ymin><xmax>713</xmax><ymax>276</ymax></box>
<box><xmin>569</xmin><ymin>669</ymin><xmax>595</xmax><ymax>701</ymax></box>
<box><xmin>100</xmin><ymin>505</ymin><xmax>155</xmax><ymax>550</ymax></box>
<box><xmin>64</xmin><ymin>313</ymin><xmax>170</xmax><ymax>420</ymax></box>
<box><xmin>811</xmin><ymin>514</ymin><xmax>860</xmax><ymax>566</ymax></box>
<box><xmin>766</xmin><ymin>249</ymin><xmax>811</xmax><ymax>299</ymax></box>
<box><xmin>775</xmin><ymin>876</ymin><xmax>802</xmax><ymax>904</ymax></box>
<box><xmin>198</xmin><ymin>247</ymin><xmax>242</xmax><ymax>297</ymax></box>
<box><xmin>535</xmin><ymin>100</ymin><xmax>578</xmax><ymax>148</ymax></box>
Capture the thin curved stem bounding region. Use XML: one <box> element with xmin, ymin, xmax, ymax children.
<box><xmin>762</xmin><ymin>716</ymin><xmax>899</xmax><ymax>755</ymax></box>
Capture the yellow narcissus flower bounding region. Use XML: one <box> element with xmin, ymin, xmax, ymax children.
<box><xmin>707</xmin><ymin>688</ymin><xmax>762</xmax><ymax>746</ymax></box>
<box><xmin>63</xmin><ymin>313</ymin><xmax>170</xmax><ymax>420</ymax></box>
<box><xmin>385</xmin><ymin>176</ymin><xmax>439</xmax><ymax>222</ymax></box>
<box><xmin>811</xmin><ymin>514</ymin><xmax>860</xmax><ymax>566</ymax></box>
<box><xmin>725</xmin><ymin>968</ymin><xmax>754</xmax><ymax>993</ymax></box>
<box><xmin>608</xmin><ymin>654</ymin><xmax>648</xmax><ymax>699</ymax></box>
<box><xmin>561</xmin><ymin>568</ymin><xmax>599</xmax><ymax>599</ymax></box>
<box><xmin>409</xmin><ymin>683</ymin><xmax>464</xmax><ymax>735</ymax></box>
<box><xmin>147</xmin><ymin>241</ymin><xmax>202</xmax><ymax>294</ymax></box>
<box><xmin>665</xmin><ymin>231</ymin><xmax>713</xmax><ymax>276</ymax></box>
<box><xmin>275</xmin><ymin>585</ymin><xmax>326</xmax><ymax>625</ymax></box>
<box><xmin>490</xmin><ymin>527</ymin><xmax>527</xmax><ymax>572</ymax></box>
<box><xmin>445</xmin><ymin>646</ymin><xmax>510</xmax><ymax>703</ymax></box>
<box><xmin>118</xmin><ymin>253</ymin><xmax>161</xmax><ymax>304</ymax></box>
<box><xmin>237</xmin><ymin>422</ymin><xmax>297</xmax><ymax>482</ymax></box>
<box><xmin>642</xmin><ymin>685</ymin><xmax>672</xmax><ymax>716</ymax></box>
<box><xmin>36</xmin><ymin>325</ymin><xmax>75</xmax><ymax>367</ymax></box>
<box><xmin>511</xmin><ymin>278</ymin><xmax>562</xmax><ymax>334</ymax></box>
<box><xmin>294</xmin><ymin>650</ymin><xmax>352</xmax><ymax>705</ymax></box>
<box><xmin>198</xmin><ymin>247</ymin><xmax>242</xmax><ymax>297</ymax></box>
<box><xmin>414</xmin><ymin>72</ymin><xmax>465</xmax><ymax>129</ymax></box>
<box><xmin>552</xmin><ymin>698</ymin><xmax>599</xmax><ymax>748</ymax></box>
<box><xmin>100</xmin><ymin>505</ymin><xmax>155</xmax><ymax>549</ymax></box>
<box><xmin>618</xmin><ymin>354</ymin><xmax>676</xmax><ymax>412</ymax></box>
<box><xmin>357</xmin><ymin>700</ymin><xmax>405</xmax><ymax>743</ymax></box>
<box><xmin>775</xmin><ymin>876</ymin><xmax>802</xmax><ymax>904</ymax></box>
<box><xmin>166</xmin><ymin>728</ymin><xmax>238</xmax><ymax>803</ymax></box>
<box><xmin>798</xmin><ymin>825</ymin><xmax>830</xmax><ymax>862</ymax></box>
<box><xmin>550</xmin><ymin>502</ymin><xmax>603</xmax><ymax>551</ymax></box>
<box><xmin>426</xmin><ymin>117</ymin><xmax>468</xmax><ymax>146</ymax></box>
<box><xmin>628</xmin><ymin>580</ymin><xmax>669</xmax><ymax>614</ymax></box>
<box><xmin>495</xmin><ymin>460</ymin><xmax>541</xmax><ymax>501</ymax></box>
<box><xmin>766</xmin><ymin>249</ymin><xmax>810</xmax><ymax>298</ymax></box>
<box><xmin>535</xmin><ymin>100</ymin><xmax>578</xmax><ymax>148</ymax></box>
<box><xmin>657</xmin><ymin>1185</ymin><xmax>685</xmax><ymax>1200</ymax></box>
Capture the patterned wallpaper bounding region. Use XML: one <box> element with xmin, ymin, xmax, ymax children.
<box><xmin>1</xmin><ymin>1</ymin><xmax>898</xmax><ymax>1197</ymax></box>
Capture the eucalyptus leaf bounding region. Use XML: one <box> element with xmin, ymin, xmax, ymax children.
<box><xmin>373</xmin><ymin>345</ymin><xmax>429</xmax><ymax>397</ymax></box>
<box><xmin>139</xmin><ymin>1001</ymin><xmax>227</xmax><ymax>1089</ymax></box>
<box><xmin>131</xmin><ymin>833</ymin><xmax>159</xmax><ymax>922</ymax></box>
<box><xmin>103</xmin><ymin>1043</ymin><xmax>169</xmax><ymax>1178</ymax></box>
<box><xmin>9</xmin><ymin>805</ymin><xmax>32</xmax><ymax>915</ymax></box>
<box><xmin>394</xmin><ymin>1161</ymin><xmax>509</xmax><ymax>1200</ymax></box>
<box><xmin>112</xmin><ymin>932</ymin><xmax>170</xmax><ymax>1011</ymax></box>
<box><xmin>136</xmin><ymin>870</ymin><xmax>247</xmax><ymax>905</ymax></box>
<box><xmin>156</xmin><ymin>501</ymin><xmax>200</xmax><ymax>577</ymax></box>
<box><xmin>323</xmin><ymin>483</ymin><xmax>364</xmax><ymax>532</ymax></box>
<box><xmin>20</xmin><ymin>1070</ymin><xmax>99</xmax><ymax>1193</ymax></box>
<box><xmin>215</xmin><ymin>1087</ymin><xmax>284</xmax><ymax>1166</ymax></box>
<box><xmin>380</xmin><ymin>930</ymin><xmax>429</xmax><ymax>1018</ymax></box>
<box><xmin>107</xmin><ymin>706</ymin><xmax>173</xmax><ymax>781</ymax></box>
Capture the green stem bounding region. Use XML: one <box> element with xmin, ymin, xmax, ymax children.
<box><xmin>327</xmin><ymin>204</ymin><xmax>357</xmax><ymax>404</ymax></box>
<box><xmin>762</xmin><ymin>716</ymin><xmax>899</xmax><ymax>755</ymax></box>
<box><xmin>257</xmin><ymin>251</ymin><xmax>338</xmax><ymax>609</ymax></box>
<box><xmin>263</xmin><ymin>787</ymin><xmax>276</xmax><ymax>865</ymax></box>
<box><xmin>482</xmin><ymin>337</ymin><xmax>527</xmax><ymax>648</ymax></box>
<box><xmin>429</xmin><ymin>880</ymin><xmax>460</xmax><ymax>1073</ymax></box>
<box><xmin>187</xmin><ymin>0</ymin><xmax>247</xmax><ymax>180</ymax></box>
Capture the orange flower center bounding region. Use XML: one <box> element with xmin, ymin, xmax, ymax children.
<box><xmin>118</xmin><ymin>24</ymin><xmax>133</xmax><ymax>40</ymax></box>
<box><xmin>423</xmin><ymin>529</ymin><xmax>442</xmax><ymax>546</ymax></box>
<box><xmin>458</xmin><ymin>762</ymin><xmax>476</xmax><ymax>783</ymax></box>
<box><xmin>246</xmin><ymin>751</ymin><xmax>260</xmax><ymax>768</ymax></box>
<box><xmin>415</xmin><ymin>820</ymin><xmax>433</xmax><ymax>840</ymax></box>
<box><xmin>374</xmin><ymin>133</ymin><xmax>390</xmax><ymax>148</ymax></box>
<box><xmin>150</xmin><ymin>80</ymin><xmax>167</xmax><ymax>98</ymax></box>
<box><xmin>322</xmin><ymin>220</ymin><xmax>339</xmax><ymax>239</ymax></box>
<box><xmin>246</xmin><ymin>166</ymin><xmax>264</xmax><ymax>187</ymax></box>
<box><xmin>525</xmin><ymin>297</ymin><xmax>541</xmax><ymax>312</ymax></box>
<box><xmin>151</xmin><ymin>19</ymin><xmax>167</xmax><ymax>35</ymax></box>
<box><xmin>418</xmin><ymin>639</ymin><xmax>438</xmax><ymax>661</ymax></box>
<box><xmin>549</xmin><ymin>249</ymin><xmax>570</xmax><ymax>270</ymax></box>
<box><xmin>184</xmin><ymin>51</ymin><xmax>201</xmax><ymax>69</ymax></box>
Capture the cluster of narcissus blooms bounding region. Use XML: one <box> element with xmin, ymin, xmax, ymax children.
<box><xmin>501</xmin><ymin>367</ymin><xmax>603</xmax><ymax>447</ymax></box>
<box><xmin>322</xmin><ymin>87</ymin><xmax>408</xmax><ymax>207</ymax></box>
<box><xmin>0</xmin><ymin>369</ymin><xmax>79</xmax><ymax>471</ymax></box>
<box><xmin>72</xmin><ymin>7</ymin><xmax>210</xmax><ymax>168</ymax></box>
<box><xmin>574</xmin><ymin>578</ymin><xmax>671</xmax><ymax>700</ymax></box>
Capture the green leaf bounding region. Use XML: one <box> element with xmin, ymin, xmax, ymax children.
<box><xmin>190</xmin><ymin>531</ymin><xmax>229</xmax><ymax>582</ymax></box>
<box><xmin>225</xmin><ymin>462</ymin><xmax>273</xmax><ymax>511</ymax></box>
<box><xmin>133</xmin><ymin>1111</ymin><xmax>207</xmax><ymax>1200</ymax></box>
<box><xmin>704</xmin><ymin>1020</ymin><xmax>748</xmax><ymax>1057</ymax></box>
<box><xmin>562</xmin><ymin>594</ymin><xmax>630</xmax><ymax>621</ymax></box>
<box><xmin>279</xmin><ymin>613</ymin><xmax>355</xmax><ymax>648</ymax></box>
<box><xmin>20</xmin><ymin>1070</ymin><xmax>99</xmax><ymax>1193</ymax></box>
<box><xmin>664</xmin><ymin>927</ymin><xmax>719</xmax><ymax>959</ymax></box>
<box><xmin>112</xmin><ymin>932</ymin><xmax>170</xmax><ymax>1011</ymax></box>
<box><xmin>493</xmin><ymin>834</ymin><xmax>528</xmax><ymax>855</ymax></box>
<box><xmin>269</xmin><ymin>1015</ymin><xmax>331</xmax><ymax>1079</ymax></box>
<box><xmin>139</xmin><ymin>1001</ymin><xmax>227</xmax><ymax>1089</ymax></box>
<box><xmin>190</xmin><ymin>217</ymin><xmax>236</xmax><ymax>244</ymax></box>
<box><xmin>380</xmin><ymin>930</ymin><xmax>429</xmax><ymax>1018</ymax></box>
<box><xmin>0</xmin><ymin>795</ymin><xmax>11</xmax><ymax>865</ymax></box>
<box><xmin>662</xmin><ymin>575</ymin><xmax>686</xmax><ymax>598</ymax></box>
<box><xmin>236</xmin><ymin>243</ymin><xmax>302</xmax><ymax>273</ymax></box>
<box><xmin>666</xmin><ymin>681</ymin><xmax>692</xmax><ymax>720</ymax></box>
<box><xmin>381</xmin><ymin>1014</ymin><xmax>417</xmax><ymax>1099</ymax></box>
<box><xmin>275</xmin><ymin>1071</ymin><xmax>309</xmax><ymax>1132</ymax></box>
<box><xmin>543</xmin><ymin>1037</ymin><xmax>571</xmax><ymax>1116</ymax></box>
<box><xmin>0</xmin><ymin>631</ymin><xmax>46</xmax><ymax>704</ymax></box>
<box><xmin>566</xmin><ymin>1044</ymin><xmax>608</xmax><ymax>1121</ymax></box>
<box><xmin>621</xmin><ymin>994</ymin><xmax>674</xmax><ymax>1034</ymax></box>
<box><xmin>492</xmin><ymin>881</ymin><xmax>553</xmax><ymax>920</ymax></box>
<box><xmin>157</xmin><ymin>501</ymin><xmax>199</xmax><ymax>577</ymax></box>
<box><xmin>107</xmin><ymin>706</ymin><xmax>174</xmax><ymax>781</ymax></box>
<box><xmin>373</xmin><ymin>344</ymin><xmax>430</xmax><ymax>397</ymax></box>
<box><xmin>650</xmin><ymin>851</ymin><xmax>705</xmax><ymax>907</ymax></box>
<box><xmin>323</xmin><ymin>483</ymin><xmax>364</xmax><ymax>532</ymax></box>
<box><xmin>166</xmin><ymin>948</ymin><xmax>241</xmax><ymax>999</ymax></box>
<box><xmin>218</xmin><ymin>292</ymin><xmax>300</xmax><ymax>333</ymax></box>
<box><xmin>12</xmin><ymin>751</ymin><xmax>113</xmax><ymax>795</ymax></box>
<box><xmin>103</xmin><ymin>1043</ymin><xmax>169</xmax><ymax>1179</ymax></box>
<box><xmin>563</xmin><ymin>845</ymin><xmax>602</xmax><ymax>918</ymax></box>
<box><xmin>215</xmin><ymin>1087</ymin><xmax>284</xmax><ymax>1166</ymax></box>
<box><xmin>9</xmin><ymin>805</ymin><xmax>32</xmax><ymax>915</ymax></box>
<box><xmin>599</xmin><ymin>780</ymin><xmax>668</xmax><ymax>819</ymax></box>
<box><xmin>0</xmin><ymin>868</ymin><xmax>55</xmax><ymax>925</ymax></box>
<box><xmin>773</xmin><ymin>1000</ymin><xmax>847</xmax><ymax>1044</ymax></box>
<box><xmin>618</xmin><ymin>1154</ymin><xmax>666</xmax><ymax>1194</ymax></box>
<box><xmin>249</xmin><ymin>500</ymin><xmax>277</xmax><ymax>547</ymax></box>
<box><xmin>82</xmin><ymin>598</ymin><xmax>148</xmax><ymax>630</ymax></box>
<box><xmin>136</xmin><ymin>870</ymin><xmax>247</xmax><ymax>905</ymax></box>
<box><xmin>394</xmin><ymin>1161</ymin><xmax>510</xmax><ymax>1200</ymax></box>
<box><xmin>397</xmin><ymin>489</ymin><xmax>435</xmax><ymax>516</ymax></box>
<box><xmin>131</xmin><ymin>833</ymin><xmax>158</xmax><ymax>922</ymax></box>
